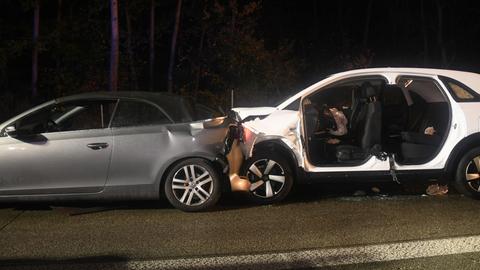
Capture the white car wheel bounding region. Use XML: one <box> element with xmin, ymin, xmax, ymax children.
<box><xmin>243</xmin><ymin>153</ymin><xmax>293</xmax><ymax>204</ymax></box>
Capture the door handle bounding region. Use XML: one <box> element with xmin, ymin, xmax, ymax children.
<box><xmin>87</xmin><ymin>143</ymin><xmax>109</xmax><ymax>150</ymax></box>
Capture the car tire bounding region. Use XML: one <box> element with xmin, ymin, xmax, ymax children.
<box><xmin>454</xmin><ymin>147</ymin><xmax>480</xmax><ymax>199</ymax></box>
<box><xmin>242</xmin><ymin>152</ymin><xmax>294</xmax><ymax>204</ymax></box>
<box><xmin>164</xmin><ymin>158</ymin><xmax>221</xmax><ymax>212</ymax></box>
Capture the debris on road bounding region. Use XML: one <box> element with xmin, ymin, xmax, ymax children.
<box><xmin>353</xmin><ymin>190</ymin><xmax>367</xmax><ymax>197</ymax></box>
<box><xmin>426</xmin><ymin>184</ymin><xmax>449</xmax><ymax>196</ymax></box>
<box><xmin>371</xmin><ymin>186</ymin><xmax>390</xmax><ymax>198</ymax></box>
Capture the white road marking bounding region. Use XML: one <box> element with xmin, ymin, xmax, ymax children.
<box><xmin>4</xmin><ymin>235</ymin><xmax>480</xmax><ymax>269</ymax></box>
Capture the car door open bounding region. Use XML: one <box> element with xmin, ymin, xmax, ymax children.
<box><xmin>300</xmin><ymin>76</ymin><xmax>390</xmax><ymax>172</ymax></box>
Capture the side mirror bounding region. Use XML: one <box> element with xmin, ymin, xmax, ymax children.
<box><xmin>5</xmin><ymin>126</ymin><xmax>17</xmax><ymax>137</ymax></box>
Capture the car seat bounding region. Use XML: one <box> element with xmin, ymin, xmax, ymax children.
<box><xmin>336</xmin><ymin>82</ymin><xmax>382</xmax><ymax>162</ymax></box>
<box><xmin>400</xmin><ymin>102</ymin><xmax>449</xmax><ymax>164</ymax></box>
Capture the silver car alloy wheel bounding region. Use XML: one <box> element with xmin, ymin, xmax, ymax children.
<box><xmin>246</xmin><ymin>159</ymin><xmax>286</xmax><ymax>198</ymax></box>
<box><xmin>466</xmin><ymin>156</ymin><xmax>480</xmax><ymax>192</ymax></box>
<box><xmin>172</xmin><ymin>165</ymin><xmax>213</xmax><ymax>206</ymax></box>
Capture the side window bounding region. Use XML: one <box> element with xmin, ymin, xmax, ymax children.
<box><xmin>14</xmin><ymin>100</ymin><xmax>116</xmax><ymax>134</ymax></box>
<box><xmin>285</xmin><ymin>98</ymin><xmax>301</xmax><ymax>111</ymax></box>
<box><xmin>54</xmin><ymin>101</ymin><xmax>116</xmax><ymax>132</ymax></box>
<box><xmin>111</xmin><ymin>100</ymin><xmax>172</xmax><ymax>128</ymax></box>
<box><xmin>449</xmin><ymin>83</ymin><xmax>474</xmax><ymax>99</ymax></box>
<box><xmin>397</xmin><ymin>76</ymin><xmax>447</xmax><ymax>103</ymax></box>
<box><xmin>439</xmin><ymin>76</ymin><xmax>479</xmax><ymax>102</ymax></box>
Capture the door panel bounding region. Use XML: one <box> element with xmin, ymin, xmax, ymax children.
<box><xmin>0</xmin><ymin>99</ymin><xmax>116</xmax><ymax>196</ymax></box>
<box><xmin>0</xmin><ymin>129</ymin><xmax>112</xmax><ymax>195</ymax></box>
<box><xmin>108</xmin><ymin>126</ymin><xmax>170</xmax><ymax>188</ymax></box>
<box><xmin>106</xmin><ymin>99</ymin><xmax>173</xmax><ymax>188</ymax></box>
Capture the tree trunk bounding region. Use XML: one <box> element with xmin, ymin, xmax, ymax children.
<box><xmin>420</xmin><ymin>0</ymin><xmax>429</xmax><ymax>66</ymax></box>
<box><xmin>194</xmin><ymin>26</ymin><xmax>206</xmax><ymax>100</ymax></box>
<box><xmin>167</xmin><ymin>0</ymin><xmax>182</xmax><ymax>93</ymax></box>
<box><xmin>436</xmin><ymin>0</ymin><xmax>448</xmax><ymax>67</ymax></box>
<box><xmin>57</xmin><ymin>0</ymin><xmax>62</xmax><ymax>25</ymax></box>
<box><xmin>109</xmin><ymin>0</ymin><xmax>119</xmax><ymax>92</ymax></box>
<box><xmin>149</xmin><ymin>0</ymin><xmax>155</xmax><ymax>91</ymax></box>
<box><xmin>337</xmin><ymin>0</ymin><xmax>349</xmax><ymax>51</ymax></box>
<box><xmin>32</xmin><ymin>0</ymin><xmax>40</xmax><ymax>97</ymax></box>
<box><xmin>389</xmin><ymin>0</ymin><xmax>399</xmax><ymax>51</ymax></box>
<box><xmin>125</xmin><ymin>0</ymin><xmax>138</xmax><ymax>91</ymax></box>
<box><xmin>56</xmin><ymin>0</ymin><xmax>62</xmax><ymax>63</ymax></box>
<box><xmin>230</xmin><ymin>0</ymin><xmax>237</xmax><ymax>33</ymax></box>
<box><xmin>363</xmin><ymin>0</ymin><xmax>373</xmax><ymax>48</ymax></box>
<box><xmin>312</xmin><ymin>0</ymin><xmax>318</xmax><ymax>40</ymax></box>
<box><xmin>55</xmin><ymin>0</ymin><xmax>63</xmax><ymax>95</ymax></box>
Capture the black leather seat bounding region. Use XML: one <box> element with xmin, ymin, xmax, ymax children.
<box><xmin>336</xmin><ymin>82</ymin><xmax>382</xmax><ymax>162</ymax></box>
<box><xmin>400</xmin><ymin>102</ymin><xmax>449</xmax><ymax>163</ymax></box>
<box><xmin>382</xmin><ymin>85</ymin><xmax>409</xmax><ymax>135</ymax></box>
<box><xmin>349</xmin><ymin>86</ymin><xmax>363</xmax><ymax>133</ymax></box>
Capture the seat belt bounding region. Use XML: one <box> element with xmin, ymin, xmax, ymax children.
<box><xmin>389</xmin><ymin>154</ymin><xmax>401</xmax><ymax>184</ymax></box>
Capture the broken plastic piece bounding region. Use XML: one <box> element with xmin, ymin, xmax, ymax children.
<box><xmin>426</xmin><ymin>184</ymin><xmax>449</xmax><ymax>196</ymax></box>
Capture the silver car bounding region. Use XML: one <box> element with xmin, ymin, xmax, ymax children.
<box><xmin>0</xmin><ymin>92</ymin><xmax>233</xmax><ymax>212</ymax></box>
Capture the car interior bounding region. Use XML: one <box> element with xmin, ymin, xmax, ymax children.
<box><xmin>303</xmin><ymin>76</ymin><xmax>451</xmax><ymax>166</ymax></box>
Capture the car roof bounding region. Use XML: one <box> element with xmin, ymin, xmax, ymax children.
<box><xmin>328</xmin><ymin>67</ymin><xmax>480</xmax><ymax>82</ymax></box>
<box><xmin>57</xmin><ymin>91</ymin><xmax>193</xmax><ymax>123</ymax></box>
<box><xmin>56</xmin><ymin>91</ymin><xmax>184</xmax><ymax>105</ymax></box>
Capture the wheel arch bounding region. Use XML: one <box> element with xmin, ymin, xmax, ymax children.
<box><xmin>250</xmin><ymin>139</ymin><xmax>303</xmax><ymax>182</ymax></box>
<box><xmin>445</xmin><ymin>133</ymin><xmax>480</xmax><ymax>181</ymax></box>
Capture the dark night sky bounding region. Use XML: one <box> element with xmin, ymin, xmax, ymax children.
<box><xmin>259</xmin><ymin>0</ymin><xmax>480</xmax><ymax>86</ymax></box>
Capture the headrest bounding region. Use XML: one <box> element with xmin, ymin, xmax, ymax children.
<box><xmin>360</xmin><ymin>82</ymin><xmax>377</xmax><ymax>98</ymax></box>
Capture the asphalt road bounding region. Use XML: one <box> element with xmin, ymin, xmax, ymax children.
<box><xmin>1</xmin><ymin>182</ymin><xmax>480</xmax><ymax>269</ymax></box>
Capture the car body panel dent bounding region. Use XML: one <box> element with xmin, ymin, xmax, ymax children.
<box><xmin>231</xmin><ymin>107</ymin><xmax>277</xmax><ymax>120</ymax></box>
<box><xmin>240</xmin><ymin>110</ymin><xmax>302</xmax><ymax>162</ymax></box>
<box><xmin>107</xmin><ymin>118</ymin><xmax>231</xmax><ymax>198</ymax></box>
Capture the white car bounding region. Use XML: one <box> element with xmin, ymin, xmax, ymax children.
<box><xmin>227</xmin><ymin>68</ymin><xmax>480</xmax><ymax>203</ymax></box>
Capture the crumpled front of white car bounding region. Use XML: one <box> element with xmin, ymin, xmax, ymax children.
<box><xmin>224</xmin><ymin>107</ymin><xmax>303</xmax><ymax>191</ymax></box>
